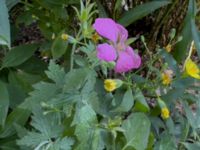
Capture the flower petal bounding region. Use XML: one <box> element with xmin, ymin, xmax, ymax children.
<box><xmin>185</xmin><ymin>58</ymin><xmax>200</xmax><ymax>79</ymax></box>
<box><xmin>116</xmin><ymin>23</ymin><xmax>128</xmax><ymax>41</ymax></box>
<box><xmin>115</xmin><ymin>47</ymin><xmax>141</xmax><ymax>73</ymax></box>
<box><xmin>97</xmin><ymin>43</ymin><xmax>117</xmax><ymax>62</ymax></box>
<box><xmin>93</xmin><ymin>18</ymin><xmax>119</xmax><ymax>42</ymax></box>
<box><xmin>126</xmin><ymin>46</ymin><xmax>141</xmax><ymax>68</ymax></box>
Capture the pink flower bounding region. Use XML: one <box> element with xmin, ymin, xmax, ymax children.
<box><xmin>93</xmin><ymin>18</ymin><xmax>141</xmax><ymax>73</ymax></box>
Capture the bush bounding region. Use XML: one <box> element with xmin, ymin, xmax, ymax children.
<box><xmin>0</xmin><ymin>0</ymin><xmax>200</xmax><ymax>149</ymax></box>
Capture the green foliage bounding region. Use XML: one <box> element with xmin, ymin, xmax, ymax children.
<box><xmin>51</xmin><ymin>32</ymin><xmax>68</xmax><ymax>59</ymax></box>
<box><xmin>0</xmin><ymin>81</ymin><xmax>9</xmax><ymax>128</ymax></box>
<box><xmin>122</xmin><ymin>113</ymin><xmax>151</xmax><ymax>150</ymax></box>
<box><xmin>0</xmin><ymin>0</ymin><xmax>200</xmax><ymax>149</ymax></box>
<box><xmin>118</xmin><ymin>1</ymin><xmax>171</xmax><ymax>27</ymax></box>
<box><xmin>1</xmin><ymin>44</ymin><xmax>39</xmax><ymax>68</ymax></box>
<box><xmin>0</xmin><ymin>0</ymin><xmax>10</xmax><ymax>47</ymax></box>
<box><xmin>173</xmin><ymin>0</ymin><xmax>197</xmax><ymax>61</ymax></box>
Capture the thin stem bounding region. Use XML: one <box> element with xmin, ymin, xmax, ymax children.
<box><xmin>70</xmin><ymin>43</ymin><xmax>76</xmax><ymax>71</ymax></box>
<box><xmin>183</xmin><ymin>41</ymin><xmax>194</xmax><ymax>70</ymax></box>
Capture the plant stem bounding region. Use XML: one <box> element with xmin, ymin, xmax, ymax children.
<box><xmin>70</xmin><ymin>43</ymin><xmax>76</xmax><ymax>71</ymax></box>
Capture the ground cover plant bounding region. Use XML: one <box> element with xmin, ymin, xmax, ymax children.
<box><xmin>0</xmin><ymin>0</ymin><xmax>200</xmax><ymax>149</ymax></box>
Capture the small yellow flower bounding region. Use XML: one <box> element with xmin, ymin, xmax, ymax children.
<box><xmin>91</xmin><ymin>32</ymin><xmax>101</xmax><ymax>43</ymax></box>
<box><xmin>161</xmin><ymin>107</ymin><xmax>170</xmax><ymax>119</ymax></box>
<box><xmin>185</xmin><ymin>58</ymin><xmax>200</xmax><ymax>79</ymax></box>
<box><xmin>104</xmin><ymin>79</ymin><xmax>117</xmax><ymax>92</ymax></box>
<box><xmin>162</xmin><ymin>70</ymin><xmax>173</xmax><ymax>85</ymax></box>
<box><xmin>165</xmin><ymin>44</ymin><xmax>172</xmax><ymax>52</ymax></box>
<box><xmin>61</xmin><ymin>33</ymin><xmax>69</xmax><ymax>41</ymax></box>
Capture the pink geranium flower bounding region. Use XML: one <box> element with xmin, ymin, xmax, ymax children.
<box><xmin>93</xmin><ymin>18</ymin><xmax>141</xmax><ymax>73</ymax></box>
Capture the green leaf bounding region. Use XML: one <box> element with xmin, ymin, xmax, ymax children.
<box><xmin>45</xmin><ymin>60</ymin><xmax>65</xmax><ymax>87</ymax></box>
<box><xmin>118</xmin><ymin>1</ymin><xmax>170</xmax><ymax>27</ymax></box>
<box><xmin>113</xmin><ymin>89</ymin><xmax>134</xmax><ymax>112</ymax></box>
<box><xmin>183</xmin><ymin>142</ymin><xmax>200</xmax><ymax>150</ymax></box>
<box><xmin>161</xmin><ymin>88</ymin><xmax>185</xmax><ymax>103</ymax></box>
<box><xmin>17</xmin><ymin>132</ymin><xmax>48</xmax><ymax>148</ymax></box>
<box><xmin>154</xmin><ymin>132</ymin><xmax>177</xmax><ymax>150</ymax></box>
<box><xmin>52</xmin><ymin>137</ymin><xmax>75</xmax><ymax>150</ymax></box>
<box><xmin>173</xmin><ymin>0</ymin><xmax>195</xmax><ymax>62</ymax></box>
<box><xmin>51</xmin><ymin>33</ymin><xmax>68</xmax><ymax>59</ymax></box>
<box><xmin>0</xmin><ymin>0</ymin><xmax>10</xmax><ymax>47</ymax></box>
<box><xmin>31</xmin><ymin>108</ymin><xmax>63</xmax><ymax>138</ymax></box>
<box><xmin>17</xmin><ymin>108</ymin><xmax>65</xmax><ymax>149</ymax></box>
<box><xmin>72</xmin><ymin>104</ymin><xmax>97</xmax><ymax>126</ymax></box>
<box><xmin>7</xmin><ymin>84</ymin><xmax>26</xmax><ymax>108</ymax></box>
<box><xmin>0</xmin><ymin>138</ymin><xmax>19</xmax><ymax>150</ymax></box>
<box><xmin>63</xmin><ymin>68</ymin><xmax>92</xmax><ymax>92</ymax></box>
<box><xmin>17</xmin><ymin>56</ymin><xmax>47</xmax><ymax>75</ymax></box>
<box><xmin>0</xmin><ymin>81</ymin><xmax>9</xmax><ymax>127</ymax></box>
<box><xmin>2</xmin><ymin>44</ymin><xmax>39</xmax><ymax>68</ymax></box>
<box><xmin>191</xmin><ymin>19</ymin><xmax>200</xmax><ymax>58</ymax></box>
<box><xmin>75</xmin><ymin>124</ymin><xmax>103</xmax><ymax>150</ymax></box>
<box><xmin>21</xmin><ymin>82</ymin><xmax>59</xmax><ymax>110</ymax></box>
<box><xmin>0</xmin><ymin>108</ymin><xmax>30</xmax><ymax>138</ymax></box>
<box><xmin>160</xmin><ymin>49</ymin><xmax>180</xmax><ymax>75</ymax></box>
<box><xmin>122</xmin><ymin>113</ymin><xmax>151</xmax><ymax>150</ymax></box>
<box><xmin>133</xmin><ymin>88</ymin><xmax>150</xmax><ymax>112</ymax></box>
<box><xmin>8</xmin><ymin>70</ymin><xmax>42</xmax><ymax>93</ymax></box>
<box><xmin>183</xmin><ymin>100</ymin><xmax>200</xmax><ymax>130</ymax></box>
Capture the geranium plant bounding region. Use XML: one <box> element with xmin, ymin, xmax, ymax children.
<box><xmin>0</xmin><ymin>0</ymin><xmax>200</xmax><ymax>150</ymax></box>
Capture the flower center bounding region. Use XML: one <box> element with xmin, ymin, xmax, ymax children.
<box><xmin>116</xmin><ymin>42</ymin><xmax>126</xmax><ymax>51</ymax></box>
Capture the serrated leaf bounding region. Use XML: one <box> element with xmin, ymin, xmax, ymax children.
<box><xmin>0</xmin><ymin>0</ymin><xmax>10</xmax><ymax>47</ymax></box>
<box><xmin>31</xmin><ymin>109</ymin><xmax>63</xmax><ymax>138</ymax></box>
<box><xmin>118</xmin><ymin>1</ymin><xmax>170</xmax><ymax>27</ymax></box>
<box><xmin>0</xmin><ymin>81</ymin><xmax>9</xmax><ymax>127</ymax></box>
<box><xmin>53</xmin><ymin>137</ymin><xmax>75</xmax><ymax>150</ymax></box>
<box><xmin>21</xmin><ymin>82</ymin><xmax>59</xmax><ymax>110</ymax></box>
<box><xmin>72</xmin><ymin>104</ymin><xmax>96</xmax><ymax>126</ymax></box>
<box><xmin>45</xmin><ymin>60</ymin><xmax>65</xmax><ymax>87</ymax></box>
<box><xmin>75</xmin><ymin>124</ymin><xmax>103</xmax><ymax>150</ymax></box>
<box><xmin>2</xmin><ymin>44</ymin><xmax>38</xmax><ymax>68</ymax></box>
<box><xmin>64</xmin><ymin>68</ymin><xmax>92</xmax><ymax>92</ymax></box>
<box><xmin>17</xmin><ymin>132</ymin><xmax>48</xmax><ymax>148</ymax></box>
<box><xmin>122</xmin><ymin>113</ymin><xmax>150</xmax><ymax>150</ymax></box>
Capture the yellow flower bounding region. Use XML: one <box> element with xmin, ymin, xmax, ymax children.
<box><xmin>161</xmin><ymin>107</ymin><xmax>170</xmax><ymax>119</ymax></box>
<box><xmin>162</xmin><ymin>70</ymin><xmax>173</xmax><ymax>85</ymax></box>
<box><xmin>165</xmin><ymin>44</ymin><xmax>172</xmax><ymax>52</ymax></box>
<box><xmin>185</xmin><ymin>58</ymin><xmax>200</xmax><ymax>79</ymax></box>
<box><xmin>61</xmin><ymin>33</ymin><xmax>69</xmax><ymax>41</ymax></box>
<box><xmin>91</xmin><ymin>32</ymin><xmax>101</xmax><ymax>43</ymax></box>
<box><xmin>104</xmin><ymin>79</ymin><xmax>117</xmax><ymax>92</ymax></box>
